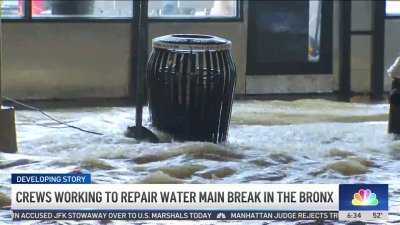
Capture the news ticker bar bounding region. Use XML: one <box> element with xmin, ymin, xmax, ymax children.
<box><xmin>13</xmin><ymin>210</ymin><xmax>339</xmax><ymax>221</ymax></box>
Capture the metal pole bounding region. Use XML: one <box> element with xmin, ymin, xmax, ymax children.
<box><xmin>338</xmin><ymin>0</ymin><xmax>351</xmax><ymax>102</ymax></box>
<box><xmin>370</xmin><ymin>0</ymin><xmax>385</xmax><ymax>101</ymax></box>
<box><xmin>135</xmin><ymin>0</ymin><xmax>148</xmax><ymax>129</ymax></box>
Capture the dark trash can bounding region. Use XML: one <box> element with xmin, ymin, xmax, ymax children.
<box><xmin>147</xmin><ymin>34</ymin><xmax>237</xmax><ymax>143</ymax></box>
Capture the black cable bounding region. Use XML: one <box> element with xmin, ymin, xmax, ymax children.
<box><xmin>1</xmin><ymin>96</ymin><xmax>104</xmax><ymax>136</ymax></box>
<box><xmin>33</xmin><ymin>122</ymin><xmax>70</xmax><ymax>129</ymax></box>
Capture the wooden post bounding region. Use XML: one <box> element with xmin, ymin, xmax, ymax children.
<box><xmin>0</xmin><ymin>108</ymin><xmax>18</xmax><ymax>153</ymax></box>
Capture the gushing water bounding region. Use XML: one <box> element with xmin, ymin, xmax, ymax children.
<box><xmin>1</xmin><ymin>99</ymin><xmax>399</xmax><ymax>224</ymax></box>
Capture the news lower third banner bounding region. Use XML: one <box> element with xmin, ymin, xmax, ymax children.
<box><xmin>11</xmin><ymin>174</ymin><xmax>389</xmax><ymax>221</ymax></box>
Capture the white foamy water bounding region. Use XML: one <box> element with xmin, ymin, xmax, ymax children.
<box><xmin>1</xmin><ymin>99</ymin><xmax>399</xmax><ymax>224</ymax></box>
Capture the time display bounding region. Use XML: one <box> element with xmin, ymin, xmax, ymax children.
<box><xmin>347</xmin><ymin>212</ymin><xmax>361</xmax><ymax>219</ymax></box>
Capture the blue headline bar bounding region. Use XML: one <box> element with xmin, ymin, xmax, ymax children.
<box><xmin>11</xmin><ymin>173</ymin><xmax>91</xmax><ymax>184</ymax></box>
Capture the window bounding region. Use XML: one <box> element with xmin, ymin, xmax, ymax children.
<box><xmin>148</xmin><ymin>0</ymin><xmax>238</xmax><ymax>18</ymax></box>
<box><xmin>32</xmin><ymin>0</ymin><xmax>132</xmax><ymax>18</ymax></box>
<box><xmin>386</xmin><ymin>0</ymin><xmax>400</xmax><ymax>15</ymax></box>
<box><xmin>1</xmin><ymin>0</ymin><xmax>24</xmax><ymax>18</ymax></box>
<box><xmin>246</xmin><ymin>0</ymin><xmax>333</xmax><ymax>75</ymax></box>
<box><xmin>1</xmin><ymin>0</ymin><xmax>241</xmax><ymax>20</ymax></box>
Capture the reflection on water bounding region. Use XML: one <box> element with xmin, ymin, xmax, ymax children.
<box><xmin>1</xmin><ymin>99</ymin><xmax>400</xmax><ymax>224</ymax></box>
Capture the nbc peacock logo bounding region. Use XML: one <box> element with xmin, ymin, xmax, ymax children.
<box><xmin>352</xmin><ymin>189</ymin><xmax>379</xmax><ymax>206</ymax></box>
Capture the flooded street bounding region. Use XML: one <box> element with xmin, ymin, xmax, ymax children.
<box><xmin>1</xmin><ymin>99</ymin><xmax>400</xmax><ymax>224</ymax></box>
